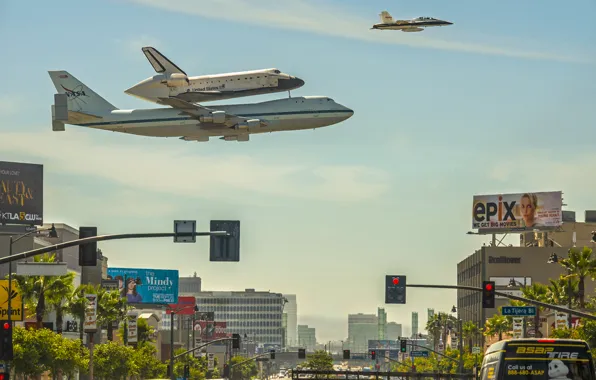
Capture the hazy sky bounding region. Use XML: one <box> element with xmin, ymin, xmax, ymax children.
<box><xmin>0</xmin><ymin>0</ymin><xmax>595</xmax><ymax>342</ymax></box>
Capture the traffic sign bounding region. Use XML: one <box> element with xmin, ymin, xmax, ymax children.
<box><xmin>0</xmin><ymin>281</ymin><xmax>22</xmax><ymax>321</ymax></box>
<box><xmin>410</xmin><ymin>351</ymin><xmax>429</xmax><ymax>358</ymax></box>
<box><xmin>502</xmin><ymin>306</ymin><xmax>536</xmax><ymax>316</ymax></box>
<box><xmin>472</xmin><ymin>347</ymin><xmax>481</xmax><ymax>354</ymax></box>
<box><xmin>173</xmin><ymin>220</ymin><xmax>196</xmax><ymax>243</ymax></box>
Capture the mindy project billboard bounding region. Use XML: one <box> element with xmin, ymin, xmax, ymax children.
<box><xmin>107</xmin><ymin>267</ymin><xmax>179</xmax><ymax>304</ymax></box>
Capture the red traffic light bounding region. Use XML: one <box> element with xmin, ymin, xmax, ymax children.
<box><xmin>392</xmin><ymin>277</ymin><xmax>399</xmax><ymax>285</ymax></box>
<box><xmin>2</xmin><ymin>323</ymin><xmax>9</xmax><ymax>330</ymax></box>
<box><xmin>485</xmin><ymin>283</ymin><xmax>493</xmax><ymax>291</ymax></box>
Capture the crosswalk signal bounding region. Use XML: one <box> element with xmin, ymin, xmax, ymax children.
<box><xmin>298</xmin><ymin>348</ymin><xmax>306</xmax><ymax>359</ymax></box>
<box><xmin>270</xmin><ymin>349</ymin><xmax>276</xmax><ymax>359</ymax></box>
<box><xmin>0</xmin><ymin>322</ymin><xmax>13</xmax><ymax>360</ymax></box>
<box><xmin>385</xmin><ymin>275</ymin><xmax>406</xmax><ymax>304</ymax></box>
<box><xmin>370</xmin><ymin>350</ymin><xmax>376</xmax><ymax>360</ymax></box>
<box><xmin>482</xmin><ymin>281</ymin><xmax>496</xmax><ymax>309</ymax></box>
<box><xmin>343</xmin><ymin>349</ymin><xmax>350</xmax><ymax>359</ymax></box>
<box><xmin>400</xmin><ymin>339</ymin><xmax>407</xmax><ymax>352</ymax></box>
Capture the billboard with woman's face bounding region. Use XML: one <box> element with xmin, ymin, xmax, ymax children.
<box><xmin>472</xmin><ymin>191</ymin><xmax>562</xmax><ymax>231</ymax></box>
<box><xmin>106</xmin><ymin>267</ymin><xmax>179</xmax><ymax>304</ymax></box>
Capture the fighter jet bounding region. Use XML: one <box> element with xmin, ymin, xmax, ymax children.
<box><xmin>125</xmin><ymin>47</ymin><xmax>305</xmax><ymax>105</ymax></box>
<box><xmin>371</xmin><ymin>11</ymin><xmax>453</xmax><ymax>32</ymax></box>
<box><xmin>49</xmin><ymin>71</ymin><xmax>353</xmax><ymax>143</ymax></box>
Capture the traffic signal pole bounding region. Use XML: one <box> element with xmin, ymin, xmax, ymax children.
<box><xmin>406</xmin><ymin>283</ymin><xmax>596</xmax><ymax>321</ymax></box>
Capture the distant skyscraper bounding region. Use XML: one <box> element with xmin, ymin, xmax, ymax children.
<box><xmin>283</xmin><ymin>294</ymin><xmax>297</xmax><ymax>346</ymax></box>
<box><xmin>386</xmin><ymin>322</ymin><xmax>402</xmax><ymax>340</ymax></box>
<box><xmin>411</xmin><ymin>312</ymin><xmax>419</xmax><ymax>337</ymax></box>
<box><xmin>427</xmin><ymin>308</ymin><xmax>435</xmax><ymax>325</ymax></box>
<box><xmin>377</xmin><ymin>307</ymin><xmax>387</xmax><ymax>340</ymax></box>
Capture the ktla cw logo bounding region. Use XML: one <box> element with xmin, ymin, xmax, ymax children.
<box><xmin>1</xmin><ymin>212</ymin><xmax>42</xmax><ymax>222</ymax></box>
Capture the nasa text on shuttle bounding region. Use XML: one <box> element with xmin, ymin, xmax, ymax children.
<box><xmin>472</xmin><ymin>191</ymin><xmax>563</xmax><ymax>232</ymax></box>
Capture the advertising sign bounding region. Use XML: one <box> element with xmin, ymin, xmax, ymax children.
<box><xmin>193</xmin><ymin>321</ymin><xmax>230</xmax><ymax>340</ymax></box>
<box><xmin>127</xmin><ymin>311</ymin><xmax>138</xmax><ymax>344</ymax></box>
<box><xmin>107</xmin><ymin>267</ymin><xmax>179</xmax><ymax>304</ymax></box>
<box><xmin>0</xmin><ymin>161</ymin><xmax>44</xmax><ymax>226</ymax></box>
<box><xmin>166</xmin><ymin>296</ymin><xmax>196</xmax><ymax>315</ymax></box>
<box><xmin>472</xmin><ymin>191</ymin><xmax>562</xmax><ymax>231</ymax></box>
<box><xmin>0</xmin><ymin>280</ymin><xmax>23</xmax><ymax>321</ymax></box>
<box><xmin>84</xmin><ymin>293</ymin><xmax>97</xmax><ymax>332</ymax></box>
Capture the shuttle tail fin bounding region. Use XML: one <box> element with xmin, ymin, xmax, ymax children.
<box><xmin>380</xmin><ymin>11</ymin><xmax>394</xmax><ymax>23</ymax></box>
<box><xmin>141</xmin><ymin>46</ymin><xmax>187</xmax><ymax>75</ymax></box>
<box><xmin>48</xmin><ymin>70</ymin><xmax>118</xmax><ymax>116</ymax></box>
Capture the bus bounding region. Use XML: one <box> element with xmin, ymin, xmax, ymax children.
<box><xmin>480</xmin><ymin>338</ymin><xmax>595</xmax><ymax>380</ymax></box>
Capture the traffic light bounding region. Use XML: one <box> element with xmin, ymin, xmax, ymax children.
<box><xmin>370</xmin><ymin>350</ymin><xmax>376</xmax><ymax>360</ymax></box>
<box><xmin>79</xmin><ymin>227</ymin><xmax>98</xmax><ymax>266</ymax></box>
<box><xmin>270</xmin><ymin>349</ymin><xmax>276</xmax><ymax>360</ymax></box>
<box><xmin>400</xmin><ymin>339</ymin><xmax>407</xmax><ymax>352</ymax></box>
<box><xmin>482</xmin><ymin>281</ymin><xmax>496</xmax><ymax>308</ymax></box>
<box><xmin>0</xmin><ymin>322</ymin><xmax>13</xmax><ymax>360</ymax></box>
<box><xmin>210</xmin><ymin>220</ymin><xmax>241</xmax><ymax>262</ymax></box>
<box><xmin>298</xmin><ymin>348</ymin><xmax>306</xmax><ymax>359</ymax></box>
<box><xmin>385</xmin><ymin>275</ymin><xmax>406</xmax><ymax>304</ymax></box>
<box><xmin>0</xmin><ymin>373</ymin><xmax>8</xmax><ymax>380</ymax></box>
<box><xmin>183</xmin><ymin>364</ymin><xmax>190</xmax><ymax>379</ymax></box>
<box><xmin>343</xmin><ymin>349</ymin><xmax>350</xmax><ymax>359</ymax></box>
<box><xmin>223</xmin><ymin>364</ymin><xmax>230</xmax><ymax>378</ymax></box>
<box><xmin>232</xmin><ymin>333</ymin><xmax>241</xmax><ymax>349</ymax></box>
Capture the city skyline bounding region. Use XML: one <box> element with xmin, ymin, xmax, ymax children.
<box><xmin>1</xmin><ymin>0</ymin><xmax>594</xmax><ymax>339</ymax></box>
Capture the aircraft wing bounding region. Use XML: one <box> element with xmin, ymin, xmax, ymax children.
<box><xmin>158</xmin><ymin>97</ymin><xmax>268</xmax><ymax>129</ymax></box>
<box><xmin>142</xmin><ymin>47</ymin><xmax>187</xmax><ymax>75</ymax></box>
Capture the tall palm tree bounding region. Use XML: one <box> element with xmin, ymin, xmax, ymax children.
<box><xmin>94</xmin><ymin>285</ymin><xmax>129</xmax><ymax>341</ymax></box>
<box><xmin>546</xmin><ymin>275</ymin><xmax>579</xmax><ymax>307</ymax></box>
<box><xmin>67</xmin><ymin>284</ymin><xmax>93</xmax><ymax>341</ymax></box>
<box><xmin>559</xmin><ymin>247</ymin><xmax>596</xmax><ymax>309</ymax></box>
<box><xmin>484</xmin><ymin>314</ymin><xmax>510</xmax><ymax>341</ymax></box>
<box><xmin>520</xmin><ymin>283</ymin><xmax>548</xmax><ymax>337</ymax></box>
<box><xmin>462</xmin><ymin>321</ymin><xmax>481</xmax><ymax>353</ymax></box>
<box><xmin>13</xmin><ymin>253</ymin><xmax>75</xmax><ymax>329</ymax></box>
<box><xmin>426</xmin><ymin>314</ymin><xmax>442</xmax><ymax>350</ymax></box>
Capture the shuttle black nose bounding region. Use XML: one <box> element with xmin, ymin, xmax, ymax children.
<box><xmin>279</xmin><ymin>77</ymin><xmax>305</xmax><ymax>90</ymax></box>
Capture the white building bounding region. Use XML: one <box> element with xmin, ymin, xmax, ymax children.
<box><xmin>283</xmin><ymin>294</ymin><xmax>297</xmax><ymax>346</ymax></box>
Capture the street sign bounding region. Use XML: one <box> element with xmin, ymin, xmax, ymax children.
<box><xmin>410</xmin><ymin>351</ymin><xmax>429</xmax><ymax>358</ymax></box>
<box><xmin>209</xmin><ymin>220</ymin><xmax>240</xmax><ymax>262</ymax></box>
<box><xmin>16</xmin><ymin>262</ymin><xmax>68</xmax><ymax>276</ymax></box>
<box><xmin>0</xmin><ymin>280</ymin><xmax>22</xmax><ymax>321</ymax></box>
<box><xmin>207</xmin><ymin>353</ymin><xmax>215</xmax><ymax>371</ymax></box>
<box><xmin>256</xmin><ymin>357</ymin><xmax>269</xmax><ymax>362</ymax></box>
<box><xmin>174</xmin><ymin>220</ymin><xmax>196</xmax><ymax>243</ymax></box>
<box><xmin>472</xmin><ymin>347</ymin><xmax>481</xmax><ymax>354</ymax></box>
<box><xmin>502</xmin><ymin>306</ymin><xmax>536</xmax><ymax>316</ymax></box>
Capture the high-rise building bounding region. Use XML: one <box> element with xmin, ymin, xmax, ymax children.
<box><xmin>386</xmin><ymin>322</ymin><xmax>402</xmax><ymax>340</ymax></box>
<box><xmin>411</xmin><ymin>312</ymin><xmax>419</xmax><ymax>337</ymax></box>
<box><xmin>348</xmin><ymin>313</ymin><xmax>377</xmax><ymax>353</ymax></box>
<box><xmin>377</xmin><ymin>307</ymin><xmax>387</xmax><ymax>340</ymax></box>
<box><xmin>194</xmin><ymin>288</ymin><xmax>285</xmax><ymax>345</ymax></box>
<box><xmin>427</xmin><ymin>308</ymin><xmax>435</xmax><ymax>327</ymax></box>
<box><xmin>297</xmin><ymin>324</ymin><xmax>317</xmax><ymax>351</ymax></box>
<box><xmin>179</xmin><ymin>272</ymin><xmax>202</xmax><ymax>294</ymax></box>
<box><xmin>283</xmin><ymin>294</ymin><xmax>297</xmax><ymax>346</ymax></box>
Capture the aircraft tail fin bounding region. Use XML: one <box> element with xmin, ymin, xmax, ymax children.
<box><xmin>141</xmin><ymin>46</ymin><xmax>187</xmax><ymax>75</ymax></box>
<box><xmin>380</xmin><ymin>11</ymin><xmax>394</xmax><ymax>23</ymax></box>
<box><xmin>48</xmin><ymin>70</ymin><xmax>118</xmax><ymax>117</ymax></box>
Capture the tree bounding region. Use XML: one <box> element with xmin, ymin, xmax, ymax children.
<box><xmin>67</xmin><ymin>284</ymin><xmax>92</xmax><ymax>341</ymax></box>
<box><xmin>230</xmin><ymin>355</ymin><xmax>258</xmax><ymax>380</ymax></box>
<box><xmin>461</xmin><ymin>321</ymin><xmax>481</xmax><ymax>353</ymax></box>
<box><xmin>132</xmin><ymin>343</ymin><xmax>167</xmax><ymax>379</ymax></box>
<box><xmin>559</xmin><ymin>246</ymin><xmax>596</xmax><ymax>309</ymax></box>
<box><xmin>519</xmin><ymin>283</ymin><xmax>548</xmax><ymax>337</ymax></box>
<box><xmin>11</xmin><ymin>325</ymin><xmax>89</xmax><ymax>379</ymax></box>
<box><xmin>93</xmin><ymin>341</ymin><xmax>138</xmax><ymax>380</ymax></box>
<box><xmin>300</xmin><ymin>350</ymin><xmax>333</xmax><ymax>371</ymax></box>
<box><xmin>484</xmin><ymin>314</ymin><xmax>510</xmax><ymax>341</ymax></box>
<box><xmin>12</xmin><ymin>252</ymin><xmax>75</xmax><ymax>328</ymax></box>
<box><xmin>94</xmin><ymin>284</ymin><xmax>129</xmax><ymax>341</ymax></box>
<box><xmin>118</xmin><ymin>316</ymin><xmax>156</xmax><ymax>344</ymax></box>
<box><xmin>173</xmin><ymin>347</ymin><xmax>210</xmax><ymax>380</ymax></box>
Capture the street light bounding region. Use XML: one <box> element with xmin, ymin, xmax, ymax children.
<box><xmin>547</xmin><ymin>253</ymin><xmax>573</xmax><ymax>329</ymax></box>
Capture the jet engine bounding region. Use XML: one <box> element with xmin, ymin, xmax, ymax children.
<box><xmin>199</xmin><ymin>111</ymin><xmax>226</xmax><ymax>124</ymax></box>
<box><xmin>234</xmin><ymin>119</ymin><xmax>261</xmax><ymax>130</ymax></box>
<box><xmin>164</xmin><ymin>73</ymin><xmax>190</xmax><ymax>87</ymax></box>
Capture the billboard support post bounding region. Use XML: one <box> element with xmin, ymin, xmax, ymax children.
<box><xmin>170</xmin><ymin>311</ymin><xmax>175</xmax><ymax>380</ymax></box>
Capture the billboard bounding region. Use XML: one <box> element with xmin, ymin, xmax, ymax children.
<box><xmin>0</xmin><ymin>161</ymin><xmax>43</xmax><ymax>225</ymax></box>
<box><xmin>106</xmin><ymin>267</ymin><xmax>179</xmax><ymax>304</ymax></box>
<box><xmin>193</xmin><ymin>320</ymin><xmax>230</xmax><ymax>340</ymax></box>
<box><xmin>472</xmin><ymin>191</ymin><xmax>562</xmax><ymax>231</ymax></box>
<box><xmin>166</xmin><ymin>296</ymin><xmax>196</xmax><ymax>315</ymax></box>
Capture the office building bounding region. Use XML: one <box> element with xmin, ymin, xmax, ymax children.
<box><xmin>386</xmin><ymin>322</ymin><xmax>402</xmax><ymax>340</ymax></box>
<box><xmin>347</xmin><ymin>313</ymin><xmax>378</xmax><ymax>353</ymax></box>
<box><xmin>411</xmin><ymin>312</ymin><xmax>419</xmax><ymax>337</ymax></box>
<box><xmin>297</xmin><ymin>324</ymin><xmax>317</xmax><ymax>351</ymax></box>
<box><xmin>194</xmin><ymin>288</ymin><xmax>285</xmax><ymax>345</ymax></box>
<box><xmin>377</xmin><ymin>307</ymin><xmax>387</xmax><ymax>340</ymax></box>
<box><xmin>283</xmin><ymin>294</ymin><xmax>297</xmax><ymax>346</ymax></box>
<box><xmin>179</xmin><ymin>273</ymin><xmax>202</xmax><ymax>294</ymax></box>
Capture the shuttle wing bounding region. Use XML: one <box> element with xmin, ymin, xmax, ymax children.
<box><xmin>158</xmin><ymin>97</ymin><xmax>267</xmax><ymax>129</ymax></box>
<box><xmin>142</xmin><ymin>47</ymin><xmax>187</xmax><ymax>75</ymax></box>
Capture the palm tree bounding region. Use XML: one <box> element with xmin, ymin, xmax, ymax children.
<box><xmin>558</xmin><ymin>247</ymin><xmax>596</xmax><ymax>309</ymax></box>
<box><xmin>94</xmin><ymin>285</ymin><xmax>129</xmax><ymax>341</ymax></box>
<box><xmin>546</xmin><ymin>275</ymin><xmax>579</xmax><ymax>307</ymax></box>
<box><xmin>484</xmin><ymin>314</ymin><xmax>510</xmax><ymax>341</ymax></box>
<box><xmin>426</xmin><ymin>312</ymin><xmax>456</xmax><ymax>350</ymax></box>
<box><xmin>13</xmin><ymin>253</ymin><xmax>75</xmax><ymax>329</ymax></box>
<box><xmin>520</xmin><ymin>283</ymin><xmax>548</xmax><ymax>337</ymax></box>
<box><xmin>426</xmin><ymin>314</ymin><xmax>442</xmax><ymax>350</ymax></box>
<box><xmin>462</xmin><ymin>321</ymin><xmax>481</xmax><ymax>353</ymax></box>
<box><xmin>67</xmin><ymin>284</ymin><xmax>93</xmax><ymax>341</ymax></box>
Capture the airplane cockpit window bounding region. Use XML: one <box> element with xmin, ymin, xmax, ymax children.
<box><xmin>273</xmin><ymin>70</ymin><xmax>281</xmax><ymax>74</ymax></box>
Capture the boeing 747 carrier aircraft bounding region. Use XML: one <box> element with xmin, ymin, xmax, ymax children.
<box><xmin>125</xmin><ymin>47</ymin><xmax>305</xmax><ymax>105</ymax></box>
<box><xmin>49</xmin><ymin>71</ymin><xmax>353</xmax><ymax>142</ymax></box>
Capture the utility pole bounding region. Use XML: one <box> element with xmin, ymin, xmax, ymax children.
<box><xmin>170</xmin><ymin>311</ymin><xmax>175</xmax><ymax>380</ymax></box>
<box><xmin>458</xmin><ymin>318</ymin><xmax>463</xmax><ymax>374</ymax></box>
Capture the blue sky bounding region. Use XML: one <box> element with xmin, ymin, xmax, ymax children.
<box><xmin>0</xmin><ymin>0</ymin><xmax>595</xmax><ymax>341</ymax></box>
